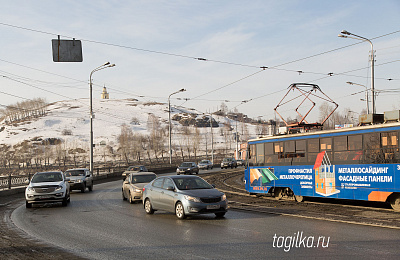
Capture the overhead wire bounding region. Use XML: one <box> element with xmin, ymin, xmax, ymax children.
<box><xmin>1</xmin><ymin>21</ymin><xmax>400</xmax><ymax>118</ymax></box>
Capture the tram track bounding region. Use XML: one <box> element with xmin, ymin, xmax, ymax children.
<box><xmin>202</xmin><ymin>169</ymin><xmax>400</xmax><ymax>229</ymax></box>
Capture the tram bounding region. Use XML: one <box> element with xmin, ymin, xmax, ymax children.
<box><xmin>244</xmin><ymin>122</ymin><xmax>400</xmax><ymax>210</ymax></box>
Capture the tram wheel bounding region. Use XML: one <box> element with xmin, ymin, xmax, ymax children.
<box><xmin>274</xmin><ymin>188</ymin><xmax>283</xmax><ymax>200</ymax></box>
<box><xmin>389</xmin><ymin>193</ymin><xmax>400</xmax><ymax>211</ymax></box>
<box><xmin>294</xmin><ymin>195</ymin><xmax>304</xmax><ymax>202</ymax></box>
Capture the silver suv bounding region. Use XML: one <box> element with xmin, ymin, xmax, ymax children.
<box><xmin>25</xmin><ymin>171</ymin><xmax>70</xmax><ymax>208</ymax></box>
<box><xmin>65</xmin><ymin>168</ymin><xmax>94</xmax><ymax>193</ymax></box>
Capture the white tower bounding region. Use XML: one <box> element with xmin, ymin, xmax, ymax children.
<box><xmin>101</xmin><ymin>85</ymin><xmax>109</xmax><ymax>99</ymax></box>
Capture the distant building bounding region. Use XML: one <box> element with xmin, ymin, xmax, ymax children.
<box><xmin>101</xmin><ymin>86</ymin><xmax>109</xmax><ymax>99</ymax></box>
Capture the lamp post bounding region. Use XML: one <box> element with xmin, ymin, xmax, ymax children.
<box><xmin>346</xmin><ymin>81</ymin><xmax>369</xmax><ymax>114</ymax></box>
<box><xmin>234</xmin><ymin>115</ymin><xmax>239</xmax><ymax>160</ymax></box>
<box><xmin>168</xmin><ymin>88</ymin><xmax>186</xmax><ymax>165</ymax></box>
<box><xmin>205</xmin><ymin>111</ymin><xmax>216</xmax><ymax>165</ymax></box>
<box><xmin>338</xmin><ymin>30</ymin><xmax>375</xmax><ymax>114</ymax></box>
<box><xmin>89</xmin><ymin>62</ymin><xmax>115</xmax><ymax>174</ymax></box>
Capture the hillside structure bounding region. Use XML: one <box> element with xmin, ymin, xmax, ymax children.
<box><xmin>101</xmin><ymin>86</ymin><xmax>109</xmax><ymax>99</ymax></box>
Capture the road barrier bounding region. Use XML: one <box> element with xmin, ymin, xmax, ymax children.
<box><xmin>0</xmin><ymin>165</ymin><xmax>177</xmax><ymax>195</ymax></box>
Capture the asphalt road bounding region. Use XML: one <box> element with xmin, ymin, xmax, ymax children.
<box><xmin>11</xmin><ymin>179</ymin><xmax>400</xmax><ymax>259</ymax></box>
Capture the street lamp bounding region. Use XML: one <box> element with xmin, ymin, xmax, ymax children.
<box><xmin>338</xmin><ymin>30</ymin><xmax>376</xmax><ymax>114</ymax></box>
<box><xmin>346</xmin><ymin>81</ymin><xmax>369</xmax><ymax>114</ymax></box>
<box><xmin>89</xmin><ymin>62</ymin><xmax>115</xmax><ymax>174</ymax></box>
<box><xmin>168</xmin><ymin>88</ymin><xmax>186</xmax><ymax>164</ymax></box>
<box><xmin>234</xmin><ymin>115</ymin><xmax>239</xmax><ymax>160</ymax></box>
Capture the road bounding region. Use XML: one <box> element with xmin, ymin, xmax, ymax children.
<box><xmin>11</xmin><ymin>178</ymin><xmax>400</xmax><ymax>259</ymax></box>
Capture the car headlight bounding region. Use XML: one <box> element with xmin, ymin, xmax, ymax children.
<box><xmin>55</xmin><ymin>185</ymin><xmax>63</xmax><ymax>191</ymax></box>
<box><xmin>134</xmin><ymin>189</ymin><xmax>142</xmax><ymax>193</ymax></box>
<box><xmin>76</xmin><ymin>179</ymin><xmax>83</xmax><ymax>183</ymax></box>
<box><xmin>27</xmin><ymin>186</ymin><xmax>35</xmax><ymax>192</ymax></box>
<box><xmin>184</xmin><ymin>195</ymin><xmax>201</xmax><ymax>203</ymax></box>
<box><xmin>221</xmin><ymin>194</ymin><xmax>227</xmax><ymax>201</ymax></box>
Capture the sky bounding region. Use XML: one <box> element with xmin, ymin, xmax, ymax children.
<box><xmin>1</xmin><ymin>0</ymin><xmax>400</xmax><ymax>123</ymax></box>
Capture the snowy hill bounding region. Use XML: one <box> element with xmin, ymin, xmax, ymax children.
<box><xmin>0</xmin><ymin>99</ymin><xmax>258</xmax><ymax>156</ymax></box>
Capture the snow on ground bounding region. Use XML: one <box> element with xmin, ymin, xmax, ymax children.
<box><xmin>0</xmin><ymin>98</ymin><xmax>258</xmax><ymax>152</ymax></box>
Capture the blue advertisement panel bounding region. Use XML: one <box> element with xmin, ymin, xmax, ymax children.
<box><xmin>245</xmin><ymin>163</ymin><xmax>399</xmax><ymax>202</ymax></box>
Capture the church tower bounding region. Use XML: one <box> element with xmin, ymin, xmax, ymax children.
<box><xmin>101</xmin><ymin>85</ymin><xmax>109</xmax><ymax>99</ymax></box>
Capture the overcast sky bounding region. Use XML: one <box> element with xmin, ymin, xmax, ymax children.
<box><xmin>1</xmin><ymin>0</ymin><xmax>399</xmax><ymax>122</ymax></box>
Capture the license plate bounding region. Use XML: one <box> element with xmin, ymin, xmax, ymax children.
<box><xmin>207</xmin><ymin>204</ymin><xmax>220</xmax><ymax>210</ymax></box>
<box><xmin>39</xmin><ymin>195</ymin><xmax>52</xmax><ymax>199</ymax></box>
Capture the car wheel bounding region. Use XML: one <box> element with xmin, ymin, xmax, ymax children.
<box><xmin>175</xmin><ymin>202</ymin><xmax>186</xmax><ymax>219</ymax></box>
<box><xmin>88</xmin><ymin>183</ymin><xmax>93</xmax><ymax>192</ymax></box>
<box><xmin>62</xmin><ymin>197</ymin><xmax>68</xmax><ymax>207</ymax></box>
<box><xmin>26</xmin><ymin>201</ymin><xmax>32</xmax><ymax>208</ymax></box>
<box><xmin>215</xmin><ymin>212</ymin><xmax>226</xmax><ymax>218</ymax></box>
<box><xmin>122</xmin><ymin>189</ymin><xmax>127</xmax><ymax>200</ymax></box>
<box><xmin>144</xmin><ymin>199</ymin><xmax>154</xmax><ymax>214</ymax></box>
<box><xmin>81</xmin><ymin>183</ymin><xmax>86</xmax><ymax>193</ymax></box>
<box><xmin>129</xmin><ymin>192</ymin><xmax>134</xmax><ymax>204</ymax></box>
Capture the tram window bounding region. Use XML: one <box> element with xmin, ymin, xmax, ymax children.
<box><xmin>265</xmin><ymin>142</ymin><xmax>274</xmax><ymax>155</ymax></box>
<box><xmin>285</xmin><ymin>141</ymin><xmax>295</xmax><ymax>153</ymax></box>
<box><xmin>334</xmin><ymin>136</ymin><xmax>347</xmax><ymax>151</ymax></box>
<box><xmin>382</xmin><ymin>132</ymin><xmax>398</xmax><ymax>147</ymax></box>
<box><xmin>295</xmin><ymin>140</ymin><xmax>306</xmax><ymax>160</ymax></box>
<box><xmin>265</xmin><ymin>154</ymin><xmax>278</xmax><ymax>164</ymax></box>
<box><xmin>308</xmin><ymin>139</ymin><xmax>319</xmax><ymax>152</ymax></box>
<box><xmin>256</xmin><ymin>143</ymin><xmax>265</xmax><ymax>165</ymax></box>
<box><xmin>364</xmin><ymin>133</ymin><xmax>380</xmax><ymax>150</ymax></box>
<box><xmin>320</xmin><ymin>138</ymin><xmax>332</xmax><ymax>151</ymax></box>
<box><xmin>308</xmin><ymin>152</ymin><xmax>319</xmax><ymax>163</ymax></box>
<box><xmin>296</xmin><ymin>140</ymin><xmax>306</xmax><ymax>152</ymax></box>
<box><xmin>274</xmin><ymin>142</ymin><xmax>283</xmax><ymax>154</ymax></box>
<box><xmin>249</xmin><ymin>144</ymin><xmax>256</xmax><ymax>166</ymax></box>
<box><xmin>334</xmin><ymin>151</ymin><xmax>349</xmax><ymax>161</ymax></box>
<box><xmin>348</xmin><ymin>135</ymin><xmax>362</xmax><ymax>150</ymax></box>
<box><xmin>381</xmin><ymin>132</ymin><xmax>399</xmax><ymax>163</ymax></box>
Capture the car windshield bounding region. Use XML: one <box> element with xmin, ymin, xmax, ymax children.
<box><xmin>180</xmin><ymin>163</ymin><xmax>192</xmax><ymax>167</ymax></box>
<box><xmin>65</xmin><ymin>170</ymin><xmax>85</xmax><ymax>177</ymax></box>
<box><xmin>199</xmin><ymin>160</ymin><xmax>209</xmax><ymax>164</ymax></box>
<box><xmin>223</xmin><ymin>158</ymin><xmax>233</xmax><ymax>162</ymax></box>
<box><xmin>31</xmin><ymin>172</ymin><xmax>63</xmax><ymax>183</ymax></box>
<box><xmin>173</xmin><ymin>177</ymin><xmax>213</xmax><ymax>190</ymax></box>
<box><xmin>131</xmin><ymin>174</ymin><xmax>156</xmax><ymax>184</ymax></box>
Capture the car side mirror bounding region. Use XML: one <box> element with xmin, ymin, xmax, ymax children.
<box><xmin>25</xmin><ymin>179</ymin><xmax>30</xmax><ymax>185</ymax></box>
<box><xmin>166</xmin><ymin>186</ymin><xmax>175</xmax><ymax>191</ymax></box>
<box><xmin>123</xmin><ymin>180</ymin><xmax>129</xmax><ymax>184</ymax></box>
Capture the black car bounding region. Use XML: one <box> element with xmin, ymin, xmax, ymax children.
<box><xmin>176</xmin><ymin>162</ymin><xmax>199</xmax><ymax>175</ymax></box>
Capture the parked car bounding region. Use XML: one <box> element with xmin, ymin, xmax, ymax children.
<box><xmin>25</xmin><ymin>171</ymin><xmax>70</xmax><ymax>208</ymax></box>
<box><xmin>122</xmin><ymin>165</ymin><xmax>148</xmax><ymax>179</ymax></box>
<box><xmin>220</xmin><ymin>158</ymin><xmax>237</xmax><ymax>169</ymax></box>
<box><xmin>65</xmin><ymin>168</ymin><xmax>94</xmax><ymax>193</ymax></box>
<box><xmin>122</xmin><ymin>172</ymin><xmax>157</xmax><ymax>203</ymax></box>
<box><xmin>236</xmin><ymin>159</ymin><xmax>244</xmax><ymax>166</ymax></box>
<box><xmin>143</xmin><ymin>175</ymin><xmax>228</xmax><ymax>219</ymax></box>
<box><xmin>176</xmin><ymin>162</ymin><xmax>199</xmax><ymax>175</ymax></box>
<box><xmin>198</xmin><ymin>160</ymin><xmax>213</xmax><ymax>170</ymax></box>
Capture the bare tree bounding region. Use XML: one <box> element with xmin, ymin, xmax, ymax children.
<box><xmin>118</xmin><ymin>124</ymin><xmax>134</xmax><ymax>165</ymax></box>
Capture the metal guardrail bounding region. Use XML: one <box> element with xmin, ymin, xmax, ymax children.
<box><xmin>0</xmin><ymin>165</ymin><xmax>177</xmax><ymax>191</ymax></box>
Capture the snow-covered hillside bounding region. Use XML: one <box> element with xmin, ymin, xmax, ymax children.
<box><xmin>0</xmin><ymin>98</ymin><xmax>258</xmax><ymax>154</ymax></box>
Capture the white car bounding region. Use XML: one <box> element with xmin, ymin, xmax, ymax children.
<box><xmin>25</xmin><ymin>171</ymin><xmax>70</xmax><ymax>208</ymax></box>
<box><xmin>198</xmin><ymin>160</ymin><xmax>213</xmax><ymax>170</ymax></box>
